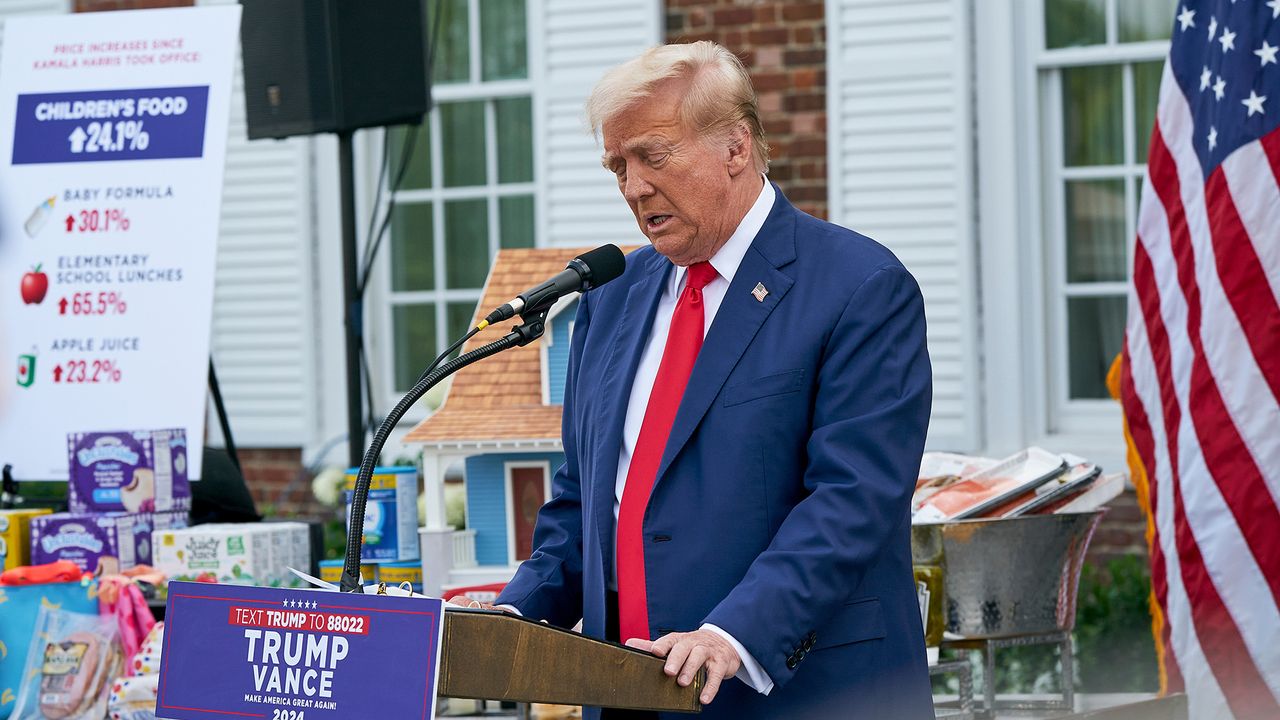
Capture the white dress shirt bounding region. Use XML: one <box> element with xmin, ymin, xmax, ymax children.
<box><xmin>610</xmin><ymin>178</ymin><xmax>776</xmax><ymax>695</ymax></box>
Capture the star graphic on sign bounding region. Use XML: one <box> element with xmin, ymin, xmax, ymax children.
<box><xmin>1178</xmin><ymin>5</ymin><xmax>1196</xmax><ymax>30</ymax></box>
<box><xmin>282</xmin><ymin>599</ymin><xmax>289</xmax><ymax>608</ymax></box>
<box><xmin>1269</xmin><ymin>0</ymin><xmax>1280</xmax><ymax>20</ymax></box>
<box><xmin>1200</xmin><ymin>66</ymin><xmax>1212</xmax><ymax>90</ymax></box>
<box><xmin>1208</xmin><ymin>126</ymin><xmax>1218</xmax><ymax>150</ymax></box>
<box><xmin>1219</xmin><ymin>28</ymin><xmax>1236</xmax><ymax>52</ymax></box>
<box><xmin>1208</xmin><ymin>16</ymin><xmax>1218</xmax><ymax>42</ymax></box>
<box><xmin>1243</xmin><ymin>90</ymin><xmax>1267</xmax><ymax>117</ymax></box>
<box><xmin>1213</xmin><ymin>76</ymin><xmax>1227</xmax><ymax>100</ymax></box>
<box><xmin>1256</xmin><ymin>40</ymin><xmax>1279</xmax><ymax>67</ymax></box>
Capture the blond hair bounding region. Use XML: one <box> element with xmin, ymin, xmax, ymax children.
<box><xmin>585</xmin><ymin>41</ymin><xmax>770</xmax><ymax>173</ymax></box>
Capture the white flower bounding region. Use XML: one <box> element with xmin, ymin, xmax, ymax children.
<box><xmin>311</xmin><ymin>466</ymin><xmax>348</xmax><ymax>507</ymax></box>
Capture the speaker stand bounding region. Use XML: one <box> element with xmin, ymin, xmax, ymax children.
<box><xmin>338</xmin><ymin>130</ymin><xmax>365</xmax><ymax>468</ymax></box>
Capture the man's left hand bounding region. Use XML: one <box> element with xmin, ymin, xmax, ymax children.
<box><xmin>626</xmin><ymin>629</ymin><xmax>741</xmax><ymax>705</ymax></box>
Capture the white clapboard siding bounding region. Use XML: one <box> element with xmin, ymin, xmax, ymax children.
<box><xmin>200</xmin><ymin>0</ymin><xmax>316</xmax><ymax>447</ymax></box>
<box><xmin>533</xmin><ymin>0</ymin><xmax>659</xmax><ymax>248</ymax></box>
<box><xmin>827</xmin><ymin>0</ymin><xmax>980</xmax><ymax>452</ymax></box>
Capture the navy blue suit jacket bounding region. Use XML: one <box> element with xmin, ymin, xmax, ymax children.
<box><xmin>496</xmin><ymin>187</ymin><xmax>934</xmax><ymax>719</ymax></box>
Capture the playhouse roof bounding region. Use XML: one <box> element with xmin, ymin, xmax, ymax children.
<box><xmin>404</xmin><ymin>246</ymin><xmax>602</xmax><ymax>449</ymax></box>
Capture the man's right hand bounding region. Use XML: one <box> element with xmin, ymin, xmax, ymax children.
<box><xmin>447</xmin><ymin>596</ymin><xmax>496</xmax><ymax>610</ymax></box>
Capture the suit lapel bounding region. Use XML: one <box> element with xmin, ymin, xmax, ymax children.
<box><xmin>591</xmin><ymin>252</ymin><xmax>670</xmax><ymax>571</ymax></box>
<box><xmin>655</xmin><ymin>190</ymin><xmax>799</xmax><ymax>486</ymax></box>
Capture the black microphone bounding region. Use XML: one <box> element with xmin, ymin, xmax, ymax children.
<box><xmin>480</xmin><ymin>244</ymin><xmax>625</xmax><ymax>327</ymax></box>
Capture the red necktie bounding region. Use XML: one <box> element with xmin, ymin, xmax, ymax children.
<box><xmin>617</xmin><ymin>261</ymin><xmax>719</xmax><ymax>643</ymax></box>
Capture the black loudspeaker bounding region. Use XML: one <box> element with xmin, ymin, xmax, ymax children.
<box><xmin>239</xmin><ymin>0</ymin><xmax>429</xmax><ymax>140</ymax></box>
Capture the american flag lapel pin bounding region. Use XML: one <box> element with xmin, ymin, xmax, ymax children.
<box><xmin>751</xmin><ymin>282</ymin><xmax>769</xmax><ymax>302</ymax></box>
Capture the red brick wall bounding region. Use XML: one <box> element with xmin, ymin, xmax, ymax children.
<box><xmin>235</xmin><ymin>448</ymin><xmax>329</xmax><ymax>518</ymax></box>
<box><xmin>1089</xmin><ymin>489</ymin><xmax>1150</xmax><ymax>567</ymax></box>
<box><xmin>665</xmin><ymin>0</ymin><xmax>828</xmax><ymax>219</ymax></box>
<box><xmin>74</xmin><ymin>0</ymin><xmax>191</xmax><ymax>11</ymax></box>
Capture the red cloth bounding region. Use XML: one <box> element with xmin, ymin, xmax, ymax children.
<box><xmin>616</xmin><ymin>261</ymin><xmax>717</xmax><ymax>643</ymax></box>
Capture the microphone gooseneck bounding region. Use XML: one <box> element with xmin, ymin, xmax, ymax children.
<box><xmin>341</xmin><ymin>243</ymin><xmax>626</xmax><ymax>593</ymax></box>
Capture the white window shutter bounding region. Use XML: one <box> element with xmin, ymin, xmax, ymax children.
<box><xmin>200</xmin><ymin>0</ymin><xmax>316</xmax><ymax>447</ymax></box>
<box><xmin>827</xmin><ymin>0</ymin><xmax>981</xmax><ymax>452</ymax></box>
<box><xmin>532</xmin><ymin>0</ymin><xmax>660</xmax><ymax>248</ymax></box>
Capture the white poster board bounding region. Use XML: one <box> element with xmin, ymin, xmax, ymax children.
<box><xmin>0</xmin><ymin>6</ymin><xmax>240</xmax><ymax>479</ymax></box>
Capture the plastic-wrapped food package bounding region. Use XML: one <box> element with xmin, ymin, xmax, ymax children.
<box><xmin>11</xmin><ymin>606</ymin><xmax>121</xmax><ymax>720</ymax></box>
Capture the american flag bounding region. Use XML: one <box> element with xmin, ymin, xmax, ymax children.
<box><xmin>1119</xmin><ymin>1</ymin><xmax>1280</xmax><ymax>718</ymax></box>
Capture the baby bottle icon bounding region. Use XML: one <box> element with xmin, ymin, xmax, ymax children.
<box><xmin>24</xmin><ymin>196</ymin><xmax>55</xmax><ymax>238</ymax></box>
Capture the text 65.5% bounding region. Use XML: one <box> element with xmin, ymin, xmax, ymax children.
<box><xmin>59</xmin><ymin>292</ymin><xmax>127</xmax><ymax>316</ymax></box>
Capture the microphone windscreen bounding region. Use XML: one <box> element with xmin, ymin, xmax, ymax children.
<box><xmin>577</xmin><ymin>244</ymin><xmax>626</xmax><ymax>287</ymax></box>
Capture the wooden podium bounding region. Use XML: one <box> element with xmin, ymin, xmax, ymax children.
<box><xmin>439</xmin><ymin>609</ymin><xmax>703</xmax><ymax>713</ymax></box>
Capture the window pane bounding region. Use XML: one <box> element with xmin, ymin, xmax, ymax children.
<box><xmin>495</xmin><ymin>97</ymin><xmax>533</xmax><ymax>183</ymax></box>
<box><xmin>1066</xmin><ymin>179</ymin><xmax>1126</xmax><ymax>283</ymax></box>
<box><xmin>1118</xmin><ymin>0</ymin><xmax>1174</xmax><ymax>43</ymax></box>
<box><xmin>1045</xmin><ymin>0</ymin><xmax>1105</xmax><ymax>49</ymax></box>
<box><xmin>1067</xmin><ymin>296</ymin><xmax>1126</xmax><ymax>399</ymax></box>
<box><xmin>1134</xmin><ymin>61</ymin><xmax>1163</xmax><ymax>164</ymax></box>
<box><xmin>447</xmin><ymin>301</ymin><xmax>478</xmax><ymax>357</ymax></box>
<box><xmin>429</xmin><ymin>0</ymin><xmax>469</xmax><ymax>83</ymax></box>
<box><xmin>444</xmin><ymin>199</ymin><xmax>490</xmax><ymax>288</ymax></box>
<box><xmin>388</xmin><ymin>123</ymin><xmax>431</xmax><ymax>190</ymax></box>
<box><xmin>390</xmin><ymin>203</ymin><xmax>434</xmax><ymax>291</ymax></box>
<box><xmin>393</xmin><ymin>303</ymin><xmax>437</xmax><ymax>392</ymax></box>
<box><xmin>480</xmin><ymin>0</ymin><xmax>528</xmax><ymax>81</ymax></box>
<box><xmin>1062</xmin><ymin>64</ymin><xmax>1124</xmax><ymax>166</ymax></box>
<box><xmin>500</xmin><ymin>195</ymin><xmax>535</xmax><ymax>248</ymax></box>
<box><xmin>441</xmin><ymin>101</ymin><xmax>487</xmax><ymax>187</ymax></box>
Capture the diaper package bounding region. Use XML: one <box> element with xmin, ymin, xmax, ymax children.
<box><xmin>343</xmin><ymin>466</ymin><xmax>420</xmax><ymax>562</ymax></box>
<box><xmin>66</xmin><ymin>430</ymin><xmax>190</xmax><ymax>515</ymax></box>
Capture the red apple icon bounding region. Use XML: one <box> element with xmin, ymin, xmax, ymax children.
<box><xmin>21</xmin><ymin>264</ymin><xmax>48</xmax><ymax>304</ymax></box>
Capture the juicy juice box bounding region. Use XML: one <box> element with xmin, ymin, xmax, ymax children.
<box><xmin>267</xmin><ymin>521</ymin><xmax>312</xmax><ymax>587</ymax></box>
<box><xmin>343</xmin><ymin>466</ymin><xmax>420</xmax><ymax>562</ymax></box>
<box><xmin>67</xmin><ymin>429</ymin><xmax>191</xmax><ymax>514</ymax></box>
<box><xmin>29</xmin><ymin>513</ymin><xmax>141</xmax><ymax>572</ymax></box>
<box><xmin>152</xmin><ymin>524</ymin><xmax>270</xmax><ymax>585</ymax></box>
<box><xmin>0</xmin><ymin>508</ymin><xmax>52</xmax><ymax>570</ymax></box>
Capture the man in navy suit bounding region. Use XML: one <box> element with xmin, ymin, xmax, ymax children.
<box><xmin>492</xmin><ymin>41</ymin><xmax>934</xmax><ymax>719</ymax></box>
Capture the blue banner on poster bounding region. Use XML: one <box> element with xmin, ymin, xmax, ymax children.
<box><xmin>157</xmin><ymin>582</ymin><xmax>444</xmax><ymax>720</ymax></box>
<box><xmin>11</xmin><ymin>85</ymin><xmax>208</xmax><ymax>164</ymax></box>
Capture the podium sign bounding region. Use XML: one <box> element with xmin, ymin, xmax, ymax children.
<box><xmin>158</xmin><ymin>582</ymin><xmax>444</xmax><ymax>720</ymax></box>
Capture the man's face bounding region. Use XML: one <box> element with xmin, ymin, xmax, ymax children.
<box><xmin>601</xmin><ymin>81</ymin><xmax>738</xmax><ymax>266</ymax></box>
